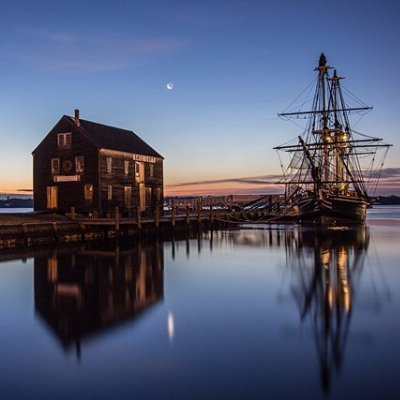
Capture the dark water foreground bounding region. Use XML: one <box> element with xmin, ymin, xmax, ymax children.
<box><xmin>0</xmin><ymin>208</ymin><xmax>400</xmax><ymax>399</ymax></box>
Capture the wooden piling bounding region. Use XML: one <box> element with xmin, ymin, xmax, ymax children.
<box><xmin>197</xmin><ymin>200</ymin><xmax>201</xmax><ymax>225</ymax></box>
<box><xmin>114</xmin><ymin>206</ymin><xmax>120</xmax><ymax>237</ymax></box>
<box><xmin>186</xmin><ymin>206</ymin><xmax>190</xmax><ymax>226</ymax></box>
<box><xmin>172</xmin><ymin>206</ymin><xmax>176</xmax><ymax>228</ymax></box>
<box><xmin>136</xmin><ymin>207</ymin><xmax>142</xmax><ymax>230</ymax></box>
<box><xmin>155</xmin><ymin>206</ymin><xmax>160</xmax><ymax>228</ymax></box>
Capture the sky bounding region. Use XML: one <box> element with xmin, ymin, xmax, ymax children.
<box><xmin>0</xmin><ymin>0</ymin><xmax>399</xmax><ymax>196</ymax></box>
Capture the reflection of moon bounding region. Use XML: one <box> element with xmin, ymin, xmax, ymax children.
<box><xmin>166</xmin><ymin>82</ymin><xmax>174</xmax><ymax>90</ymax></box>
<box><xmin>168</xmin><ymin>312</ymin><xmax>175</xmax><ymax>342</ymax></box>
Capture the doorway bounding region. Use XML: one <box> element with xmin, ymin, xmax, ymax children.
<box><xmin>46</xmin><ymin>186</ymin><xmax>58</xmax><ymax>209</ymax></box>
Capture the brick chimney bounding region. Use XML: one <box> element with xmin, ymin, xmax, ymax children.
<box><xmin>74</xmin><ymin>109</ymin><xmax>80</xmax><ymax>127</ymax></box>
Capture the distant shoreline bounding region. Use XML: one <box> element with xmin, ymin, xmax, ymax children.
<box><xmin>0</xmin><ymin>199</ymin><xmax>33</xmax><ymax>208</ymax></box>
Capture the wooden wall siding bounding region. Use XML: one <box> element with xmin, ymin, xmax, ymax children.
<box><xmin>99</xmin><ymin>155</ymin><xmax>163</xmax><ymax>214</ymax></box>
<box><xmin>33</xmin><ymin>118</ymin><xmax>100</xmax><ymax>213</ymax></box>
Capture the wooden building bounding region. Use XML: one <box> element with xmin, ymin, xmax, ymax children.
<box><xmin>33</xmin><ymin>110</ymin><xmax>163</xmax><ymax>216</ymax></box>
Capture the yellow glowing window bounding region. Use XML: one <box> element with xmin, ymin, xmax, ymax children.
<box><xmin>84</xmin><ymin>184</ymin><xmax>93</xmax><ymax>201</ymax></box>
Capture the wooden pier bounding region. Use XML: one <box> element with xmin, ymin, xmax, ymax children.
<box><xmin>0</xmin><ymin>194</ymin><xmax>295</xmax><ymax>250</ymax></box>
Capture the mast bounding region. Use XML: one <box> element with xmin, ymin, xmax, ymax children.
<box><xmin>276</xmin><ymin>53</ymin><xmax>392</xmax><ymax>203</ymax></box>
<box><xmin>315</xmin><ymin>54</ymin><xmax>332</xmax><ymax>187</ymax></box>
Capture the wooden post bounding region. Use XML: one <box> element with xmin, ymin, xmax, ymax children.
<box><xmin>115</xmin><ymin>206</ymin><xmax>120</xmax><ymax>237</ymax></box>
<box><xmin>197</xmin><ymin>199</ymin><xmax>201</xmax><ymax>225</ymax></box>
<box><xmin>22</xmin><ymin>223</ymin><xmax>28</xmax><ymax>247</ymax></box>
<box><xmin>155</xmin><ymin>206</ymin><xmax>160</xmax><ymax>229</ymax></box>
<box><xmin>70</xmin><ymin>206</ymin><xmax>75</xmax><ymax>220</ymax></box>
<box><xmin>172</xmin><ymin>206</ymin><xmax>176</xmax><ymax>228</ymax></box>
<box><xmin>186</xmin><ymin>206</ymin><xmax>190</xmax><ymax>226</ymax></box>
<box><xmin>52</xmin><ymin>222</ymin><xmax>58</xmax><ymax>242</ymax></box>
<box><xmin>137</xmin><ymin>207</ymin><xmax>142</xmax><ymax>230</ymax></box>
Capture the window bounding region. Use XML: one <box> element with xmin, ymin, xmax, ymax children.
<box><xmin>107</xmin><ymin>185</ymin><xmax>112</xmax><ymax>201</ymax></box>
<box><xmin>124</xmin><ymin>160</ymin><xmax>130</xmax><ymax>175</ymax></box>
<box><xmin>84</xmin><ymin>184</ymin><xmax>93</xmax><ymax>201</ymax></box>
<box><xmin>106</xmin><ymin>157</ymin><xmax>112</xmax><ymax>173</ymax></box>
<box><xmin>57</xmin><ymin>133</ymin><xmax>71</xmax><ymax>149</ymax></box>
<box><xmin>75</xmin><ymin>156</ymin><xmax>84</xmax><ymax>173</ymax></box>
<box><xmin>51</xmin><ymin>158</ymin><xmax>60</xmax><ymax>174</ymax></box>
<box><xmin>134</xmin><ymin>162</ymin><xmax>140</xmax><ymax>181</ymax></box>
<box><xmin>145</xmin><ymin>187</ymin><xmax>152</xmax><ymax>208</ymax></box>
<box><xmin>135</xmin><ymin>162</ymin><xmax>144</xmax><ymax>183</ymax></box>
<box><xmin>149</xmin><ymin>163</ymin><xmax>154</xmax><ymax>177</ymax></box>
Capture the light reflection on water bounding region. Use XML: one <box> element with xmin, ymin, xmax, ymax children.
<box><xmin>0</xmin><ymin>219</ymin><xmax>399</xmax><ymax>399</ymax></box>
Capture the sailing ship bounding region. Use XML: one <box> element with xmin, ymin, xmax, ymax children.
<box><xmin>275</xmin><ymin>54</ymin><xmax>391</xmax><ymax>224</ymax></box>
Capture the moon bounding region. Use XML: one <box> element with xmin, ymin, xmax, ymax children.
<box><xmin>166</xmin><ymin>82</ymin><xmax>174</xmax><ymax>90</ymax></box>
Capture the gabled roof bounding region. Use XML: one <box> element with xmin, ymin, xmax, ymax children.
<box><xmin>65</xmin><ymin>116</ymin><xmax>163</xmax><ymax>158</ymax></box>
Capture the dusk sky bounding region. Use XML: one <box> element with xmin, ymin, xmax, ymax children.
<box><xmin>0</xmin><ymin>0</ymin><xmax>399</xmax><ymax>195</ymax></box>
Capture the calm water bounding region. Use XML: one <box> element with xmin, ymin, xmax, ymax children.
<box><xmin>1</xmin><ymin>207</ymin><xmax>400</xmax><ymax>399</ymax></box>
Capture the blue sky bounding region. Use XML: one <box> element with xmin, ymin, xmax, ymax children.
<box><xmin>0</xmin><ymin>0</ymin><xmax>399</xmax><ymax>195</ymax></box>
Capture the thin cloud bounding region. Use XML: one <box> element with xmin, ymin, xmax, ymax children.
<box><xmin>166</xmin><ymin>168</ymin><xmax>400</xmax><ymax>196</ymax></box>
<box><xmin>167</xmin><ymin>174</ymin><xmax>284</xmax><ymax>188</ymax></box>
<box><xmin>4</xmin><ymin>27</ymin><xmax>187</xmax><ymax>72</ymax></box>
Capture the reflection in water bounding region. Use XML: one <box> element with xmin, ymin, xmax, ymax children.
<box><xmin>196</xmin><ymin>227</ymin><xmax>382</xmax><ymax>394</ymax></box>
<box><xmin>168</xmin><ymin>311</ymin><xmax>175</xmax><ymax>343</ymax></box>
<box><xmin>286</xmin><ymin>227</ymin><xmax>369</xmax><ymax>393</ymax></box>
<box><xmin>34</xmin><ymin>241</ymin><xmax>164</xmax><ymax>357</ymax></box>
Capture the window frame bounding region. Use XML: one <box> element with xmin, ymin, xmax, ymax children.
<box><xmin>51</xmin><ymin>158</ymin><xmax>60</xmax><ymax>175</ymax></box>
<box><xmin>75</xmin><ymin>156</ymin><xmax>84</xmax><ymax>173</ymax></box>
<box><xmin>124</xmin><ymin>160</ymin><xmax>130</xmax><ymax>175</ymax></box>
<box><xmin>57</xmin><ymin>132</ymin><xmax>72</xmax><ymax>149</ymax></box>
<box><xmin>106</xmin><ymin>157</ymin><xmax>112</xmax><ymax>174</ymax></box>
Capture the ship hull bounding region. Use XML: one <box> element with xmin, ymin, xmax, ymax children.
<box><xmin>297</xmin><ymin>193</ymin><xmax>368</xmax><ymax>225</ymax></box>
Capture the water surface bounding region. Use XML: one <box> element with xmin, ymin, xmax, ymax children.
<box><xmin>0</xmin><ymin>208</ymin><xmax>399</xmax><ymax>399</ymax></box>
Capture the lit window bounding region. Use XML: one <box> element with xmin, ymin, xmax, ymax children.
<box><xmin>75</xmin><ymin>156</ymin><xmax>84</xmax><ymax>173</ymax></box>
<box><xmin>84</xmin><ymin>184</ymin><xmax>93</xmax><ymax>201</ymax></box>
<box><xmin>107</xmin><ymin>185</ymin><xmax>112</xmax><ymax>201</ymax></box>
<box><xmin>57</xmin><ymin>133</ymin><xmax>71</xmax><ymax>149</ymax></box>
<box><xmin>124</xmin><ymin>160</ymin><xmax>130</xmax><ymax>175</ymax></box>
<box><xmin>106</xmin><ymin>157</ymin><xmax>112</xmax><ymax>173</ymax></box>
<box><xmin>135</xmin><ymin>161</ymin><xmax>143</xmax><ymax>183</ymax></box>
<box><xmin>51</xmin><ymin>158</ymin><xmax>60</xmax><ymax>174</ymax></box>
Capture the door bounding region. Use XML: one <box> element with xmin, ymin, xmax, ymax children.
<box><xmin>46</xmin><ymin>186</ymin><xmax>58</xmax><ymax>209</ymax></box>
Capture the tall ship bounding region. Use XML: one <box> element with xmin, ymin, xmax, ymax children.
<box><xmin>275</xmin><ymin>54</ymin><xmax>391</xmax><ymax>224</ymax></box>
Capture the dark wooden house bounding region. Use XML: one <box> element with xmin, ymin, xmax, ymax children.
<box><xmin>33</xmin><ymin>110</ymin><xmax>163</xmax><ymax>216</ymax></box>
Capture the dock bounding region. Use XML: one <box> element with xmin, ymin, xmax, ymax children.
<box><xmin>0</xmin><ymin>196</ymin><xmax>295</xmax><ymax>250</ymax></box>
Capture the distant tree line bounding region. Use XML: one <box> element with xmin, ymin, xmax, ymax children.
<box><xmin>371</xmin><ymin>195</ymin><xmax>400</xmax><ymax>205</ymax></box>
<box><xmin>0</xmin><ymin>198</ymin><xmax>33</xmax><ymax>208</ymax></box>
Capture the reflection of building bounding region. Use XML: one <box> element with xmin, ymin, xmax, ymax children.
<box><xmin>287</xmin><ymin>228</ymin><xmax>369</xmax><ymax>393</ymax></box>
<box><xmin>34</xmin><ymin>240</ymin><xmax>164</xmax><ymax>356</ymax></box>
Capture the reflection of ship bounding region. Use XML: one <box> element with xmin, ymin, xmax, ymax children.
<box><xmin>275</xmin><ymin>54</ymin><xmax>391</xmax><ymax>224</ymax></box>
<box><xmin>34</xmin><ymin>240</ymin><xmax>164</xmax><ymax>356</ymax></box>
<box><xmin>288</xmin><ymin>227</ymin><xmax>369</xmax><ymax>393</ymax></box>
